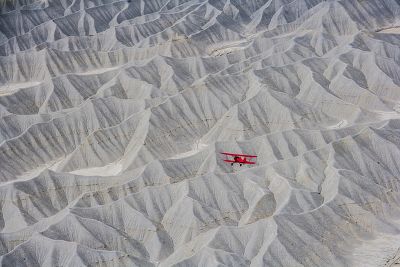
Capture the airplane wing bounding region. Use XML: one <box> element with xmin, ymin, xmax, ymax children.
<box><xmin>221</xmin><ymin>152</ymin><xmax>257</xmax><ymax>158</ymax></box>
<box><xmin>223</xmin><ymin>160</ymin><xmax>256</xmax><ymax>164</ymax></box>
<box><xmin>223</xmin><ymin>159</ymin><xmax>236</xmax><ymax>163</ymax></box>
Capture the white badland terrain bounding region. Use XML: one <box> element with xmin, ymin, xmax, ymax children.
<box><xmin>0</xmin><ymin>0</ymin><xmax>400</xmax><ymax>266</ymax></box>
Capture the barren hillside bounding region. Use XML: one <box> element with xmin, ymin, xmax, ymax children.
<box><xmin>0</xmin><ymin>0</ymin><xmax>400</xmax><ymax>266</ymax></box>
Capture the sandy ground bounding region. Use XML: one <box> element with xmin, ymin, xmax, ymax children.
<box><xmin>378</xmin><ymin>26</ymin><xmax>400</xmax><ymax>34</ymax></box>
<box><xmin>0</xmin><ymin>0</ymin><xmax>400</xmax><ymax>266</ymax></box>
<box><xmin>0</xmin><ymin>81</ymin><xmax>41</xmax><ymax>96</ymax></box>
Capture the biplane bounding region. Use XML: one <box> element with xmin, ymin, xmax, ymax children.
<box><xmin>221</xmin><ymin>152</ymin><xmax>257</xmax><ymax>166</ymax></box>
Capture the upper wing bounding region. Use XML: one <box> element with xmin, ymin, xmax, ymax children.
<box><xmin>221</xmin><ymin>152</ymin><xmax>257</xmax><ymax>158</ymax></box>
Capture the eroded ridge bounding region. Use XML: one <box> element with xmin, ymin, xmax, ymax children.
<box><xmin>0</xmin><ymin>0</ymin><xmax>400</xmax><ymax>266</ymax></box>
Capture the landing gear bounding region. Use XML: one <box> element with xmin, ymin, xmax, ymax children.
<box><xmin>240</xmin><ymin>164</ymin><xmax>242</xmax><ymax>166</ymax></box>
<box><xmin>231</xmin><ymin>163</ymin><xmax>234</xmax><ymax>166</ymax></box>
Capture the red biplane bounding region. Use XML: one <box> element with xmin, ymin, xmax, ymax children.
<box><xmin>221</xmin><ymin>152</ymin><xmax>257</xmax><ymax>166</ymax></box>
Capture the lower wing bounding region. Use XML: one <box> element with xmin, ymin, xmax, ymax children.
<box><xmin>223</xmin><ymin>160</ymin><xmax>256</xmax><ymax>164</ymax></box>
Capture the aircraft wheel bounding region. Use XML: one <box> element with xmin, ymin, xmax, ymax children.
<box><xmin>240</xmin><ymin>164</ymin><xmax>242</xmax><ymax>166</ymax></box>
<box><xmin>231</xmin><ymin>163</ymin><xmax>234</xmax><ymax>166</ymax></box>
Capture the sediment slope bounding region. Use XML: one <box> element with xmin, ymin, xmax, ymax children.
<box><xmin>1</xmin><ymin>0</ymin><xmax>400</xmax><ymax>266</ymax></box>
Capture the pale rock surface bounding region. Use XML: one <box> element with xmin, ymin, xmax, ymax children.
<box><xmin>0</xmin><ymin>0</ymin><xmax>400</xmax><ymax>266</ymax></box>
